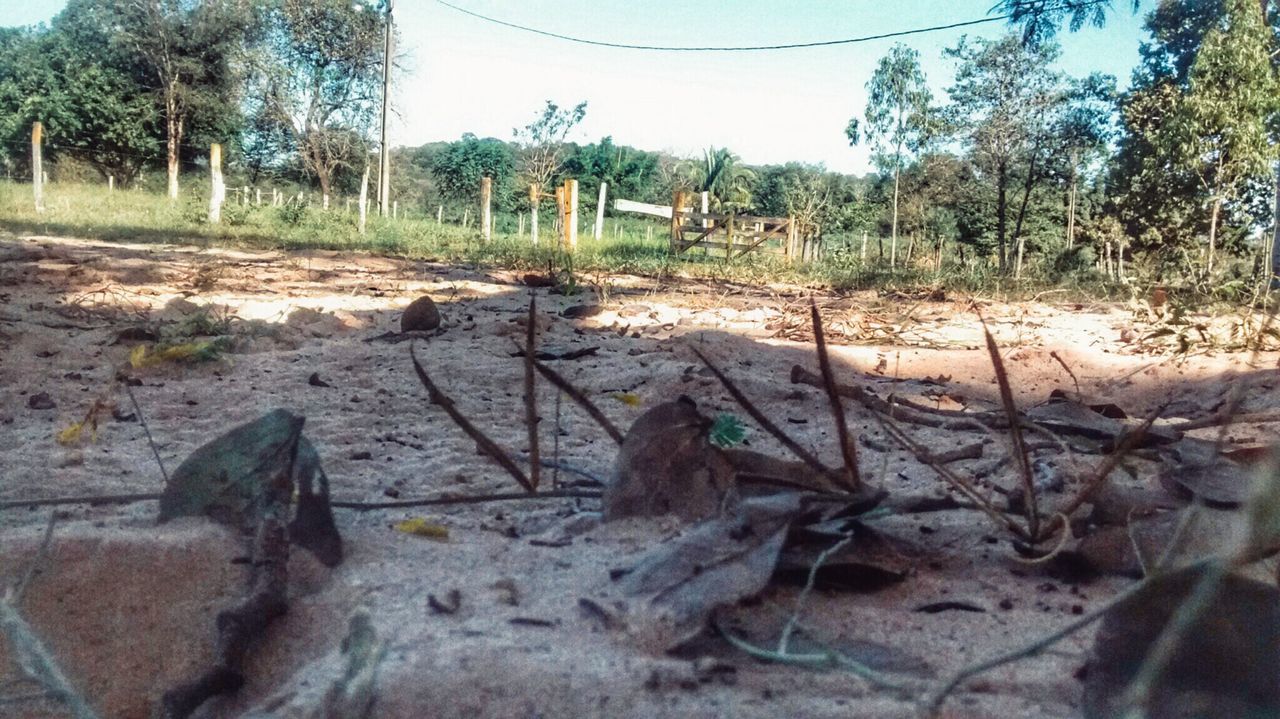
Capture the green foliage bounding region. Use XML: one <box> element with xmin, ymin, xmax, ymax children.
<box><xmin>430</xmin><ymin>134</ymin><xmax>515</xmax><ymax>208</ymax></box>
<box><xmin>709</xmin><ymin>414</ymin><xmax>747</xmax><ymax>449</ymax></box>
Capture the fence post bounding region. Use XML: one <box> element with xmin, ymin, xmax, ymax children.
<box><xmin>393</xmin><ymin>200</ymin><xmax>398</xmax><ymax>220</ymax></box>
<box><xmin>554</xmin><ymin>185</ymin><xmax>565</xmax><ymax>244</ymax></box>
<box><xmin>726</xmin><ymin>214</ymin><xmax>735</xmax><ymax>261</ymax></box>
<box><xmin>860</xmin><ymin>230</ymin><xmax>868</xmax><ymax>263</ymax></box>
<box><xmin>256</xmin><ymin>188</ymin><xmax>261</xmax><ymax>206</ymax></box>
<box><xmin>358</xmin><ymin>165</ymin><xmax>370</xmax><ymax>235</ymax></box>
<box><xmin>437</xmin><ymin>205</ymin><xmax>443</xmax><ymax>225</ymax></box>
<box><xmin>530</xmin><ymin>185</ymin><xmax>539</xmax><ymax>245</ymax></box>
<box><xmin>565</xmin><ymin>179</ymin><xmax>578</xmax><ymax>251</ymax></box>
<box><xmin>594</xmin><ymin>181</ymin><xmax>607</xmax><ymax>240</ymax></box>
<box><xmin>518</xmin><ymin>213</ymin><xmax>525</xmax><ymax>238</ymax></box>
<box><xmin>700</xmin><ymin>191</ymin><xmax>709</xmax><ymax>228</ymax></box>
<box><xmin>31</xmin><ymin>122</ymin><xmax>44</xmax><ymax>213</ymax></box>
<box><xmin>481</xmin><ymin>176</ymin><xmax>492</xmax><ymax>242</ymax></box>
<box><xmin>108</xmin><ymin>175</ymin><xmax>114</xmax><ymax>193</ymax></box>
<box><xmin>671</xmin><ymin>190</ymin><xmax>685</xmax><ymax>251</ymax></box>
<box><xmin>208</xmin><ymin>143</ymin><xmax>224</xmax><ymax>224</ymax></box>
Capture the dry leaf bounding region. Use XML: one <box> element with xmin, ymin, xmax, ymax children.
<box><xmin>393</xmin><ymin>518</ymin><xmax>450</xmax><ymax>541</ymax></box>
<box><xmin>613</xmin><ymin>494</ymin><xmax>802</xmax><ymax>650</ymax></box>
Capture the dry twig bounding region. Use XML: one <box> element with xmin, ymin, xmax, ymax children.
<box><xmin>810</xmin><ymin>299</ymin><xmax>861</xmax><ymax>491</ymax></box>
<box><xmin>524</xmin><ymin>294</ymin><xmax>541</xmax><ymax>490</ymax></box>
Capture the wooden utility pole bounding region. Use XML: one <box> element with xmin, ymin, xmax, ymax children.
<box><xmin>671</xmin><ymin>191</ymin><xmax>685</xmax><ymax>251</ymax></box>
<box><xmin>208</xmin><ymin>143</ymin><xmax>225</xmax><ymax>224</ymax></box>
<box><xmin>378</xmin><ymin>0</ymin><xmax>394</xmax><ymax>216</ymax></box>
<box><xmin>594</xmin><ymin>182</ymin><xmax>607</xmax><ymax>240</ymax></box>
<box><xmin>358</xmin><ymin>164</ymin><xmax>370</xmax><ymax>235</ymax></box>
<box><xmin>554</xmin><ymin>185</ymin><xmax>565</xmax><ymax>243</ymax></box>
<box><xmin>481</xmin><ymin>176</ymin><xmax>492</xmax><ymax>242</ymax></box>
<box><xmin>530</xmin><ymin>185</ymin><xmax>540</xmax><ymax>245</ymax></box>
<box><xmin>31</xmin><ymin>122</ymin><xmax>43</xmax><ymax>213</ymax></box>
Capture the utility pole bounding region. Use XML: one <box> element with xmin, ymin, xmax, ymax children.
<box><xmin>378</xmin><ymin>0</ymin><xmax>394</xmax><ymax>216</ymax></box>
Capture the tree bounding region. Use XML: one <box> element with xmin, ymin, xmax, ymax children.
<box><xmin>255</xmin><ymin>0</ymin><xmax>386</xmax><ymax>204</ymax></box>
<box><xmin>429</xmin><ymin>134</ymin><xmax>515</xmax><ymax>209</ymax></box>
<box><xmin>754</xmin><ymin>163</ymin><xmax>835</xmax><ymax>233</ymax></box>
<box><xmin>944</xmin><ymin>35</ymin><xmax>1064</xmax><ymax>273</ymax></box>
<box><xmin>850</xmin><ymin>43</ymin><xmax>932</xmax><ymax>267</ymax></box>
<box><xmin>683</xmin><ymin>146</ymin><xmax>757</xmax><ymax>212</ymax></box>
<box><xmin>512</xmin><ymin>100</ymin><xmax>586</xmax><ymax>194</ymax></box>
<box><xmin>94</xmin><ymin>0</ymin><xmax>255</xmax><ymax>199</ymax></box>
<box><xmin>1052</xmin><ymin>73</ymin><xmax>1117</xmax><ymax>248</ymax></box>
<box><xmin>1166</xmin><ymin>0</ymin><xmax>1278</xmax><ymax>274</ymax></box>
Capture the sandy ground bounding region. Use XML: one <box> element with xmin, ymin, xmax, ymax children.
<box><xmin>1</xmin><ymin>231</ymin><xmax>1277</xmax><ymax>718</ymax></box>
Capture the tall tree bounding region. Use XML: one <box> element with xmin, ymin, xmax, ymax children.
<box><xmin>1168</xmin><ymin>0</ymin><xmax>1278</xmax><ymax>274</ymax></box>
<box><xmin>944</xmin><ymin>35</ymin><xmax>1063</xmax><ymax>273</ymax></box>
<box><xmin>512</xmin><ymin>100</ymin><xmax>587</xmax><ymax>195</ymax></box>
<box><xmin>850</xmin><ymin>43</ymin><xmax>932</xmax><ymax>267</ymax></box>
<box><xmin>99</xmin><ymin>0</ymin><xmax>254</xmax><ymax>199</ymax></box>
<box><xmin>255</xmin><ymin>0</ymin><xmax>387</xmax><ymax>205</ymax></box>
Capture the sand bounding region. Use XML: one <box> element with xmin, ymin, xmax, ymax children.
<box><xmin>1</xmin><ymin>231</ymin><xmax>1276</xmax><ymax>718</ymax></box>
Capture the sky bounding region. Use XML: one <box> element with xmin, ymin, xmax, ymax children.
<box><xmin>1</xmin><ymin>1</ymin><xmax>1152</xmax><ymax>175</ymax></box>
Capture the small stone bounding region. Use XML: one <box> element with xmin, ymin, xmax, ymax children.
<box><xmin>401</xmin><ymin>295</ymin><xmax>441</xmax><ymax>332</ymax></box>
<box><xmin>350</xmin><ymin>450</ymin><xmax>373</xmax><ymax>460</ymax></box>
<box><xmin>561</xmin><ymin>303</ymin><xmax>602</xmax><ymax>319</ymax></box>
<box><xmin>27</xmin><ymin>392</ymin><xmax>56</xmax><ymax>410</ymax></box>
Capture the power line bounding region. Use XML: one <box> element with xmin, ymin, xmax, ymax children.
<box><xmin>435</xmin><ymin>0</ymin><xmax>1110</xmax><ymax>52</ymax></box>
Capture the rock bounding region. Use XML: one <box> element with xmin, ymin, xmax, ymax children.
<box><xmin>401</xmin><ymin>295</ymin><xmax>441</xmax><ymax>332</ymax></box>
<box><xmin>27</xmin><ymin>392</ymin><xmax>56</xmax><ymax>410</ymax></box>
<box><xmin>562</xmin><ymin>303</ymin><xmax>603</xmax><ymax>319</ymax></box>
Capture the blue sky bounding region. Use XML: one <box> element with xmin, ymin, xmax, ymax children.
<box><xmin>3</xmin><ymin>1</ymin><xmax>1151</xmax><ymax>174</ymax></box>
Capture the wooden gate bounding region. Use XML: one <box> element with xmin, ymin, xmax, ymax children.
<box><xmin>668</xmin><ymin>191</ymin><xmax>815</xmax><ymax>262</ymax></box>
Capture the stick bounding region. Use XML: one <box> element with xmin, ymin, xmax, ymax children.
<box><xmin>330</xmin><ymin>489</ymin><xmax>600</xmax><ymax>510</ymax></box>
<box><xmin>11</xmin><ymin>512</ymin><xmax>58</xmax><ymax>606</ymax></box>
<box><xmin>531</xmin><ymin>359</ymin><xmax>624</xmax><ymax>444</ymax></box>
<box><xmin>0</xmin><ymin>489</ymin><xmax>601</xmax><ymax>513</ymax></box>
<box><xmin>810</xmin><ymin>299</ymin><xmax>860</xmax><ymax>491</ymax></box>
<box><xmin>691</xmin><ymin>347</ymin><xmax>841</xmax><ymax>485</ymax></box>
<box><xmin>122</xmin><ymin>380</ymin><xmax>169</xmax><ymax>484</ymax></box>
<box><xmin>980</xmin><ymin>317</ymin><xmax>1038</xmax><ymax>540</ymax></box>
<box><xmin>524</xmin><ymin>294</ymin><xmax>541</xmax><ymax>490</ymax></box>
<box><xmin>410</xmin><ymin>343</ymin><xmax>533</xmax><ymax>493</ymax></box>
<box><xmin>1056</xmin><ymin>403</ymin><xmax>1165</xmax><ymax>521</ymax></box>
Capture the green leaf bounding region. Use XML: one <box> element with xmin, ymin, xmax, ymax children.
<box><xmin>709</xmin><ymin>414</ymin><xmax>747</xmax><ymax>448</ymax></box>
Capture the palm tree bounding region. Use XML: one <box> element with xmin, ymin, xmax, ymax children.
<box><xmin>681</xmin><ymin>147</ymin><xmax>757</xmax><ymax>212</ymax></box>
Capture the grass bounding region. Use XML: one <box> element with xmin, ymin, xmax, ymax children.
<box><xmin>0</xmin><ymin>178</ymin><xmax>1132</xmax><ymax>300</ymax></box>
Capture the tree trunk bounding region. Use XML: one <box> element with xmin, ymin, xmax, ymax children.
<box><xmin>166</xmin><ymin>100</ymin><xmax>182</xmax><ymax>200</ymax></box>
<box><xmin>1207</xmin><ymin>195</ymin><xmax>1221</xmax><ymax>276</ymax></box>
<box><xmin>996</xmin><ymin>161</ymin><xmax>1009</xmax><ymax>274</ymax></box>
<box><xmin>1066</xmin><ymin>173</ymin><xmax>1078</xmax><ymax>249</ymax></box>
<box><xmin>1270</xmin><ymin>163</ymin><xmax>1280</xmax><ymax>288</ymax></box>
<box><xmin>890</xmin><ymin>153</ymin><xmax>902</xmax><ymax>269</ymax></box>
<box><xmin>1010</xmin><ymin>140</ymin><xmax>1041</xmax><ymax>264</ymax></box>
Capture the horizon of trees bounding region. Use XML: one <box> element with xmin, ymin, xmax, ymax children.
<box><xmin>1</xmin><ymin>0</ymin><xmax>1277</xmax><ymax>285</ymax></box>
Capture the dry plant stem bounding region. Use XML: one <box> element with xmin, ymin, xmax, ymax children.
<box><xmin>0</xmin><ymin>603</ymin><xmax>100</xmax><ymax>719</ymax></box>
<box><xmin>161</xmin><ymin>511</ymin><xmax>290</xmax><ymax>719</ymax></box>
<box><xmin>524</xmin><ymin>294</ymin><xmax>541</xmax><ymax>490</ymax></box>
<box><xmin>979</xmin><ymin>319</ymin><xmax>1039</xmax><ymax>540</ymax></box>
<box><xmin>1057</xmin><ymin>404</ymin><xmax>1165</xmax><ymax>521</ymax></box>
<box><xmin>11</xmin><ymin>512</ymin><xmax>57</xmax><ymax>606</ymax></box>
<box><xmin>331</xmin><ymin>488</ymin><xmax>601</xmax><ymax>510</ymax></box>
<box><xmin>1</xmin><ymin>517</ymin><xmax>99</xmax><ymax>719</ymax></box>
<box><xmin>809</xmin><ymin>299</ymin><xmax>861</xmax><ymax>490</ymax></box>
<box><xmin>778</xmin><ymin>534</ymin><xmax>853</xmax><ymax>655</ymax></box>
<box><xmin>692</xmin><ymin>347</ymin><xmax>841</xmax><ymax>484</ymax></box>
<box><xmin>872</xmin><ymin>410</ymin><xmax>1030</xmax><ymax>541</ymax></box>
<box><xmin>1170</xmin><ymin>409</ymin><xmax>1280</xmax><ymax>431</ymax></box>
<box><xmin>0</xmin><ymin>489</ymin><xmax>601</xmax><ymax>512</ymax></box>
<box><xmin>531</xmin><ymin>359</ymin><xmax>624</xmax><ymax>444</ymax></box>
<box><xmin>789</xmin><ymin>366</ymin><xmax>1003</xmax><ymax>430</ymax></box>
<box><xmin>715</xmin><ymin>619</ymin><xmax>920</xmax><ymax>693</ymax></box>
<box><xmin>123</xmin><ymin>380</ymin><xmax>169</xmax><ymax>484</ymax></box>
<box><xmin>1049</xmin><ymin>350</ymin><xmax>1081</xmax><ymax>397</ymax></box>
<box><xmin>410</xmin><ymin>343</ymin><xmax>534</xmax><ymax>493</ymax></box>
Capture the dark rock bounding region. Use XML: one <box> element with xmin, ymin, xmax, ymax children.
<box><xmin>401</xmin><ymin>295</ymin><xmax>441</xmax><ymax>332</ymax></box>
<box><xmin>27</xmin><ymin>392</ymin><xmax>56</xmax><ymax>410</ymax></box>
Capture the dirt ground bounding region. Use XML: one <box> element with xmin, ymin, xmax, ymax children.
<box><xmin>1</xmin><ymin>231</ymin><xmax>1277</xmax><ymax>718</ymax></box>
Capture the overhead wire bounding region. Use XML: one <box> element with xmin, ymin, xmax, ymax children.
<box><xmin>434</xmin><ymin>0</ymin><xmax>1111</xmax><ymax>52</ymax></box>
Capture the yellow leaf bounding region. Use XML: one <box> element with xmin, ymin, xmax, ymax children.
<box><xmin>610</xmin><ymin>392</ymin><xmax>642</xmax><ymax>407</ymax></box>
<box><xmin>56</xmin><ymin>422</ymin><xmax>84</xmax><ymax>446</ymax></box>
<box><xmin>393</xmin><ymin>518</ymin><xmax>449</xmax><ymax>541</ymax></box>
<box><xmin>129</xmin><ymin>344</ymin><xmax>150</xmax><ymax>368</ymax></box>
